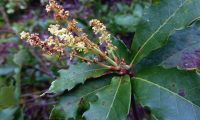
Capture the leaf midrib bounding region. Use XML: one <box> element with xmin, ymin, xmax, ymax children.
<box><xmin>134</xmin><ymin>77</ymin><xmax>200</xmax><ymax>119</ymax></box>
<box><xmin>63</xmin><ymin>68</ymin><xmax>108</xmax><ymax>81</ymax></box>
<box><xmin>49</xmin><ymin>67</ymin><xmax>108</xmax><ymax>92</ymax></box>
<box><xmin>61</xmin><ymin>68</ymin><xmax>107</xmax><ymax>84</ymax></box>
<box><xmin>80</xmin><ymin>84</ymin><xmax>110</xmax><ymax>99</ymax></box>
<box><xmin>131</xmin><ymin>0</ymin><xmax>188</xmax><ymax>64</ymax></box>
<box><xmin>152</xmin><ymin>114</ymin><xmax>160</xmax><ymax>120</ymax></box>
<box><xmin>105</xmin><ymin>77</ymin><xmax>122</xmax><ymax>120</ymax></box>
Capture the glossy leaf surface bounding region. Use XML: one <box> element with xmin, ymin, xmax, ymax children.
<box><xmin>136</xmin><ymin>21</ymin><xmax>200</xmax><ymax>70</ymax></box>
<box><xmin>48</xmin><ymin>63</ymin><xmax>108</xmax><ymax>93</ymax></box>
<box><xmin>84</xmin><ymin>75</ymin><xmax>131</xmax><ymax>120</ymax></box>
<box><xmin>131</xmin><ymin>0</ymin><xmax>200</xmax><ymax>65</ymax></box>
<box><xmin>49</xmin><ymin>76</ymin><xmax>111</xmax><ymax>119</ymax></box>
<box><xmin>133</xmin><ymin>67</ymin><xmax>200</xmax><ymax>120</ymax></box>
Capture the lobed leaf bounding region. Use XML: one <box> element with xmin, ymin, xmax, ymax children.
<box><xmin>49</xmin><ymin>76</ymin><xmax>111</xmax><ymax>119</ymax></box>
<box><xmin>83</xmin><ymin>75</ymin><xmax>131</xmax><ymax>120</ymax></box>
<box><xmin>47</xmin><ymin>63</ymin><xmax>108</xmax><ymax>93</ymax></box>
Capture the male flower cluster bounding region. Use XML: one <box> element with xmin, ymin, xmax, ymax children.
<box><xmin>20</xmin><ymin>0</ymin><xmax>129</xmax><ymax>71</ymax></box>
<box><xmin>90</xmin><ymin>19</ymin><xmax>116</xmax><ymax>53</ymax></box>
<box><xmin>46</xmin><ymin>0</ymin><xmax>69</xmax><ymax>21</ymax></box>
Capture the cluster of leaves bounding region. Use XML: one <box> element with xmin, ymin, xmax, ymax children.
<box><xmin>0</xmin><ymin>0</ymin><xmax>49</xmax><ymax>14</ymax></box>
<box><xmin>47</xmin><ymin>0</ymin><xmax>200</xmax><ymax>120</ymax></box>
<box><xmin>1</xmin><ymin>0</ymin><xmax>200</xmax><ymax>120</ymax></box>
<box><xmin>0</xmin><ymin>0</ymin><xmax>141</xmax><ymax>119</ymax></box>
<box><xmin>0</xmin><ymin>0</ymin><xmax>29</xmax><ymax>14</ymax></box>
<box><xmin>78</xmin><ymin>0</ymin><xmax>150</xmax><ymax>35</ymax></box>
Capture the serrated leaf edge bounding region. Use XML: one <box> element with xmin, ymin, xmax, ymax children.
<box><xmin>84</xmin><ymin>76</ymin><xmax>131</xmax><ymax>120</ymax></box>
<box><xmin>47</xmin><ymin>67</ymin><xmax>108</xmax><ymax>93</ymax></box>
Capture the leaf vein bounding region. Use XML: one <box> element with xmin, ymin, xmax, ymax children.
<box><xmin>131</xmin><ymin>0</ymin><xmax>188</xmax><ymax>64</ymax></box>
<box><xmin>134</xmin><ymin>77</ymin><xmax>200</xmax><ymax>109</ymax></box>
<box><xmin>105</xmin><ymin>77</ymin><xmax>122</xmax><ymax>120</ymax></box>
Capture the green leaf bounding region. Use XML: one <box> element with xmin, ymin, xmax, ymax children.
<box><xmin>0</xmin><ymin>66</ymin><xmax>15</xmax><ymax>76</ymax></box>
<box><xmin>113</xmin><ymin>4</ymin><xmax>143</xmax><ymax>33</ymax></box>
<box><xmin>0</xmin><ymin>107</ymin><xmax>18</xmax><ymax>120</ymax></box>
<box><xmin>133</xmin><ymin>67</ymin><xmax>200</xmax><ymax>120</ymax></box>
<box><xmin>0</xmin><ymin>86</ymin><xmax>18</xmax><ymax>109</ymax></box>
<box><xmin>112</xmin><ymin>37</ymin><xmax>131</xmax><ymax>63</ymax></box>
<box><xmin>131</xmin><ymin>0</ymin><xmax>200</xmax><ymax>65</ymax></box>
<box><xmin>160</xmin><ymin>22</ymin><xmax>200</xmax><ymax>69</ymax></box>
<box><xmin>13</xmin><ymin>49</ymin><xmax>29</xmax><ymax>67</ymax></box>
<box><xmin>114</xmin><ymin>14</ymin><xmax>138</xmax><ymax>32</ymax></box>
<box><xmin>49</xmin><ymin>76</ymin><xmax>112</xmax><ymax>119</ymax></box>
<box><xmin>49</xmin><ymin>107</ymin><xmax>65</xmax><ymax>120</ymax></box>
<box><xmin>84</xmin><ymin>75</ymin><xmax>131</xmax><ymax>120</ymax></box>
<box><xmin>197</xmin><ymin>67</ymin><xmax>200</xmax><ymax>75</ymax></box>
<box><xmin>47</xmin><ymin>63</ymin><xmax>108</xmax><ymax>93</ymax></box>
<box><xmin>136</xmin><ymin>21</ymin><xmax>200</xmax><ymax>71</ymax></box>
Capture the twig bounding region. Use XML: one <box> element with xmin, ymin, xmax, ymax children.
<box><xmin>73</xmin><ymin>54</ymin><xmax>112</xmax><ymax>69</ymax></box>
<box><xmin>21</xmin><ymin>89</ymin><xmax>47</xmax><ymax>98</ymax></box>
<box><xmin>69</xmin><ymin>21</ymin><xmax>119</xmax><ymax>68</ymax></box>
<box><xmin>24</xmin><ymin>64</ymin><xmax>56</xmax><ymax>79</ymax></box>
<box><xmin>131</xmin><ymin>95</ymin><xmax>140</xmax><ymax>120</ymax></box>
<box><xmin>26</xmin><ymin>45</ymin><xmax>56</xmax><ymax>79</ymax></box>
<box><xmin>0</xmin><ymin>8</ymin><xmax>56</xmax><ymax>79</ymax></box>
<box><xmin>73</xmin><ymin>54</ymin><xmax>93</xmax><ymax>63</ymax></box>
<box><xmin>0</xmin><ymin>29</ymin><xmax>15</xmax><ymax>34</ymax></box>
<box><xmin>0</xmin><ymin>6</ymin><xmax>11</xmax><ymax>29</ymax></box>
<box><xmin>92</xmin><ymin>47</ymin><xmax>118</xmax><ymax>67</ymax></box>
